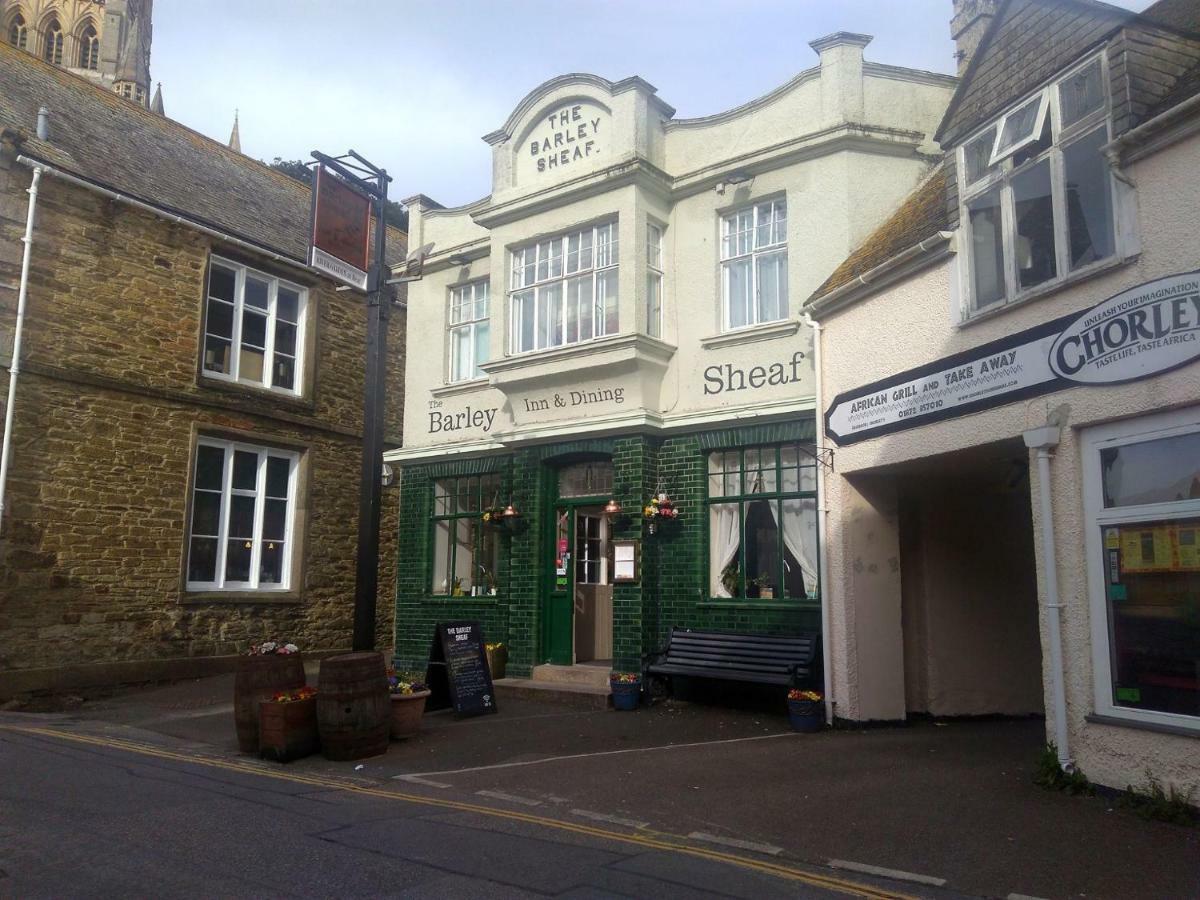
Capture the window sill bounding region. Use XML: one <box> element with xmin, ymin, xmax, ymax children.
<box><xmin>199</xmin><ymin>373</ymin><xmax>314</xmax><ymax>411</ymax></box>
<box><xmin>958</xmin><ymin>253</ymin><xmax>1138</xmax><ymax>329</ymax></box>
<box><xmin>182</xmin><ymin>590</ymin><xmax>301</xmax><ymax>605</ymax></box>
<box><xmin>432</xmin><ymin>378</ymin><xmax>490</xmax><ymax>399</ymax></box>
<box><xmin>421</xmin><ymin>595</ymin><xmax>502</xmax><ymax>605</ymax></box>
<box><xmin>698</xmin><ymin>599</ymin><xmax>817</xmax><ymax>610</ymax></box>
<box><xmin>1085</xmin><ymin>712</ymin><xmax>1200</xmax><ymax>740</ymax></box>
<box><xmin>700</xmin><ymin>319</ymin><xmax>800</xmax><ymax>349</ymax></box>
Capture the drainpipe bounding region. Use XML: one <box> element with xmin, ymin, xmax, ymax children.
<box><xmin>1023</xmin><ymin>423</ymin><xmax>1072</xmax><ymax>770</ymax></box>
<box><xmin>0</xmin><ymin>163</ymin><xmax>43</xmax><ymax>535</ymax></box>
<box><xmin>802</xmin><ymin>313</ymin><xmax>834</xmax><ymax>725</ymax></box>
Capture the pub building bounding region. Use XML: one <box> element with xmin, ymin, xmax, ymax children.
<box><xmin>805</xmin><ymin>0</ymin><xmax>1200</xmax><ymax>795</ymax></box>
<box><xmin>387</xmin><ymin>34</ymin><xmax>955</xmax><ymax>690</ymax></box>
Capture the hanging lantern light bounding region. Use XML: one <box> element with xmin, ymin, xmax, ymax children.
<box><xmin>603</xmin><ymin>498</ymin><xmax>622</xmax><ymax>520</ymax></box>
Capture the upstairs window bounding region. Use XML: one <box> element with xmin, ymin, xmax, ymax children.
<box><xmin>720</xmin><ymin>199</ymin><xmax>787</xmax><ymax>331</ymax></box>
<box><xmin>78</xmin><ymin>24</ymin><xmax>99</xmax><ymax>70</ymax></box>
<box><xmin>203</xmin><ymin>257</ymin><xmax>306</xmax><ymax>395</ymax></box>
<box><xmin>42</xmin><ymin>18</ymin><xmax>62</xmax><ymax>65</ymax></box>
<box><xmin>960</xmin><ymin>55</ymin><xmax>1115</xmax><ymax>314</ymax></box>
<box><xmin>510</xmin><ymin>222</ymin><xmax>618</xmax><ymax>354</ymax></box>
<box><xmin>8</xmin><ymin>14</ymin><xmax>27</xmax><ymax>49</ymax></box>
<box><xmin>448</xmin><ymin>280</ymin><xmax>489</xmax><ymax>383</ymax></box>
<box><xmin>646</xmin><ymin>223</ymin><xmax>663</xmax><ymax>339</ymax></box>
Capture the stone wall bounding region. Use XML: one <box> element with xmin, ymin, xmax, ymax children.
<box><xmin>0</xmin><ymin>155</ymin><xmax>402</xmax><ymax>696</ymax></box>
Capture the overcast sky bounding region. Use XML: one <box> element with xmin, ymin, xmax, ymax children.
<box><xmin>153</xmin><ymin>0</ymin><xmax>1154</xmax><ymax>208</ymax></box>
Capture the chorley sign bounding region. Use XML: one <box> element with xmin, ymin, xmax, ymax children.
<box><xmin>825</xmin><ymin>272</ymin><xmax>1200</xmax><ymax>446</ymax></box>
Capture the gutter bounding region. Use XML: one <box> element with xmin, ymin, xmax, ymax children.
<box><xmin>806</xmin><ymin>231</ymin><xmax>954</xmax><ymax>318</ymax></box>
<box><xmin>14</xmin><ymin>155</ymin><xmax>315</xmax><ymax>278</ymax></box>
<box><xmin>1103</xmin><ymin>92</ymin><xmax>1200</xmax><ymax>166</ymax></box>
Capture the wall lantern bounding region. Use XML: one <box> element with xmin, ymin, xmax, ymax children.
<box><xmin>602</xmin><ymin>498</ymin><xmax>622</xmax><ymax>521</ymax></box>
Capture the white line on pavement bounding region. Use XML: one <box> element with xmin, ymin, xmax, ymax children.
<box><xmin>393</xmin><ymin>774</ymin><xmax>452</xmax><ymax>788</ymax></box>
<box><xmin>828</xmin><ymin>860</ymin><xmax>947</xmax><ymax>887</ymax></box>
<box><xmin>1007</xmin><ymin>894</ymin><xmax>1051</xmax><ymax>900</ymax></box>
<box><xmin>570</xmin><ymin>809</ymin><xmax>650</xmax><ymax>829</ymax></box>
<box><xmin>475</xmin><ymin>789</ymin><xmax>543</xmax><ymax>806</ymax></box>
<box><xmin>403</xmin><ymin>731</ymin><xmax>796</xmax><ymax>778</ymax></box>
<box><xmin>688</xmin><ymin>832</ymin><xmax>783</xmax><ymax>856</ymax></box>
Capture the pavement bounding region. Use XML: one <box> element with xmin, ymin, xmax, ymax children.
<box><xmin>2</xmin><ymin>669</ymin><xmax>1198</xmax><ymax>900</ymax></box>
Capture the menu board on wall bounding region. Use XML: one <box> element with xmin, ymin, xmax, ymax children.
<box><xmin>425</xmin><ymin>621</ymin><xmax>498</xmax><ymax>718</ymax></box>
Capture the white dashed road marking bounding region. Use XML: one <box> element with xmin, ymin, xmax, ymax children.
<box><xmin>688</xmin><ymin>832</ymin><xmax>784</xmax><ymax>856</ymax></box>
<box><xmin>475</xmin><ymin>789</ymin><xmax>543</xmax><ymax>806</ymax></box>
<box><xmin>570</xmin><ymin>809</ymin><xmax>649</xmax><ymax>829</ymax></box>
<box><xmin>828</xmin><ymin>860</ymin><xmax>947</xmax><ymax>887</ymax></box>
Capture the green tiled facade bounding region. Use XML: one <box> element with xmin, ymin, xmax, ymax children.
<box><xmin>393</xmin><ymin>419</ymin><xmax>820</xmax><ymax>677</ymax></box>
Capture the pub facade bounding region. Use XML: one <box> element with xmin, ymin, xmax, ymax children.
<box><xmin>388</xmin><ymin>34</ymin><xmax>954</xmax><ymax>682</ymax></box>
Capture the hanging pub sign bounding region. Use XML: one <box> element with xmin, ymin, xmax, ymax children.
<box><xmin>425</xmin><ymin>621</ymin><xmax>498</xmax><ymax>718</ymax></box>
<box><xmin>825</xmin><ymin>271</ymin><xmax>1200</xmax><ymax>446</ymax></box>
<box><xmin>309</xmin><ymin>165</ymin><xmax>372</xmax><ymax>290</ymax></box>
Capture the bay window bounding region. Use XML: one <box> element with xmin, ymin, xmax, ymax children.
<box><xmin>707</xmin><ymin>444</ymin><xmax>818</xmax><ymax>601</ymax></box>
<box><xmin>959</xmin><ymin>55</ymin><xmax>1116</xmax><ymax>314</ymax></box>
<box><xmin>203</xmin><ymin>257</ymin><xmax>306</xmax><ymax>395</ymax></box>
<box><xmin>448</xmin><ymin>280</ymin><xmax>489</xmax><ymax>383</ymax></box>
<box><xmin>510</xmin><ymin>222</ymin><xmax>618</xmax><ymax>354</ymax></box>
<box><xmin>646</xmin><ymin>223</ymin><xmax>663</xmax><ymax>339</ymax></box>
<box><xmin>187</xmin><ymin>438</ymin><xmax>299</xmax><ymax>591</ymax></box>
<box><xmin>720</xmin><ymin>199</ymin><xmax>787</xmax><ymax>331</ymax></box>
<box><xmin>1084</xmin><ymin>409</ymin><xmax>1200</xmax><ymax>729</ymax></box>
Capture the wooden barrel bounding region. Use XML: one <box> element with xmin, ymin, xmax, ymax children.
<box><xmin>233</xmin><ymin>653</ymin><xmax>306</xmax><ymax>753</ymax></box>
<box><xmin>316</xmin><ymin>652</ymin><xmax>390</xmax><ymax>761</ymax></box>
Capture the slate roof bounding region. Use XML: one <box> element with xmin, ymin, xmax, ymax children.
<box><xmin>808</xmin><ymin>163</ymin><xmax>950</xmax><ymax>303</ymax></box>
<box><xmin>0</xmin><ymin>43</ymin><xmax>404</xmax><ymax>266</ymax></box>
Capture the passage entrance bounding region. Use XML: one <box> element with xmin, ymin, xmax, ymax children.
<box><xmin>543</xmin><ymin>460</ymin><xmax>614</xmax><ymax>666</ymax></box>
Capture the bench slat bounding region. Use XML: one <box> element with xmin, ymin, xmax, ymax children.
<box><xmin>648</xmin><ymin>627</ymin><xmax>820</xmax><ymax>690</ymax></box>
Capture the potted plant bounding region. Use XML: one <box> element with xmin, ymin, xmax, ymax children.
<box><xmin>720</xmin><ymin>562</ymin><xmax>739</xmax><ymax>597</ymax></box>
<box><xmin>387</xmin><ymin>669</ymin><xmax>431</xmax><ymax>739</ymax></box>
<box><xmin>610</xmin><ymin>672</ymin><xmax>642</xmax><ymax>711</ymax></box>
<box><xmin>234</xmin><ymin>640</ymin><xmax>305</xmax><ymax>753</ymax></box>
<box><xmin>750</xmin><ymin>574</ymin><xmax>774</xmax><ymax>599</ymax></box>
<box><xmin>787</xmin><ymin>688</ymin><xmax>824</xmax><ymax>733</ymax></box>
<box><xmin>485</xmin><ymin>642</ymin><xmax>507</xmax><ymax>679</ymax></box>
<box><xmin>258</xmin><ymin>685</ymin><xmax>318</xmax><ymax>762</ymax></box>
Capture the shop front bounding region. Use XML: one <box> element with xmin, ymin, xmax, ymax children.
<box><xmin>387</xmin><ymin>35</ymin><xmax>955</xmax><ymax>684</ymax></box>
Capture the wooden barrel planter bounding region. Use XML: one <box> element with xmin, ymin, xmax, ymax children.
<box><xmin>233</xmin><ymin>653</ymin><xmax>306</xmax><ymax>753</ymax></box>
<box><xmin>259</xmin><ymin>695</ymin><xmax>318</xmax><ymax>763</ymax></box>
<box><xmin>316</xmin><ymin>651</ymin><xmax>390</xmax><ymax>761</ymax></box>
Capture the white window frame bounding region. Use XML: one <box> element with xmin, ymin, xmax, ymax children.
<box><xmin>447</xmin><ymin>279</ymin><xmax>490</xmax><ymax>383</ymax></box>
<box><xmin>508</xmin><ymin>221</ymin><xmax>619</xmax><ymax>355</ymax></box>
<box><xmin>1081</xmin><ymin>406</ymin><xmax>1200</xmax><ymax>733</ymax></box>
<box><xmin>186</xmin><ymin>438</ymin><xmax>300</xmax><ymax>592</ymax></box>
<box><xmin>958</xmin><ymin>53</ymin><xmax>1120</xmax><ymax>318</ymax></box>
<box><xmin>646</xmin><ymin>222</ymin><xmax>664</xmax><ymax>339</ymax></box>
<box><xmin>719</xmin><ymin>198</ymin><xmax>788</xmax><ymax>332</ymax></box>
<box><xmin>202</xmin><ymin>256</ymin><xmax>307</xmax><ymax>396</ymax></box>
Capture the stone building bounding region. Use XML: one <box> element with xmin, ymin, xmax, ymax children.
<box><xmin>0</xmin><ymin>43</ymin><xmax>404</xmax><ymax>698</ymax></box>
<box><xmin>388</xmin><ymin>34</ymin><xmax>955</xmax><ymax>690</ymax></box>
<box><xmin>2</xmin><ymin>0</ymin><xmax>151</xmax><ymax>106</ymax></box>
<box><xmin>806</xmin><ymin>0</ymin><xmax>1200</xmax><ymax>794</ymax></box>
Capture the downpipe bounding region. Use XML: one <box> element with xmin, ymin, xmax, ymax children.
<box><xmin>0</xmin><ymin>164</ymin><xmax>42</xmax><ymax>535</ymax></box>
<box><xmin>803</xmin><ymin>313</ymin><xmax>835</xmax><ymax>725</ymax></box>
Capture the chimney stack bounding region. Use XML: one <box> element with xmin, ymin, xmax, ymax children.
<box><xmin>951</xmin><ymin>0</ymin><xmax>999</xmax><ymax>76</ymax></box>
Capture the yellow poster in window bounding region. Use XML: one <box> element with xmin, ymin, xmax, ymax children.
<box><xmin>1119</xmin><ymin>525</ymin><xmax>1174</xmax><ymax>573</ymax></box>
<box><xmin>1176</xmin><ymin>526</ymin><xmax>1200</xmax><ymax>570</ymax></box>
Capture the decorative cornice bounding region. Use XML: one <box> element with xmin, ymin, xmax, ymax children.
<box><xmin>666</xmin><ymin>67</ymin><xmax>820</xmax><ymax>130</ymax></box>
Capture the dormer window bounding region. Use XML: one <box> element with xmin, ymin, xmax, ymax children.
<box><xmin>959</xmin><ymin>55</ymin><xmax>1115</xmax><ymax>315</ymax></box>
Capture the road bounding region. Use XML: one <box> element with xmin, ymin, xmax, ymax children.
<box><xmin>0</xmin><ymin>723</ymin><xmax>951</xmax><ymax>899</ymax></box>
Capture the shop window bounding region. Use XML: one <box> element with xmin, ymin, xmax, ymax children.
<box><xmin>42</xmin><ymin>17</ymin><xmax>63</xmax><ymax>65</ymax></box>
<box><xmin>720</xmin><ymin>199</ymin><xmax>787</xmax><ymax>331</ymax></box>
<box><xmin>707</xmin><ymin>444</ymin><xmax>818</xmax><ymax>600</ymax></box>
<box><xmin>202</xmin><ymin>256</ymin><xmax>306</xmax><ymax>395</ymax></box>
<box><xmin>431</xmin><ymin>475</ymin><xmax>502</xmax><ymax>596</ymax></box>
<box><xmin>186</xmin><ymin>439</ymin><xmax>299</xmax><ymax>591</ymax></box>
<box><xmin>8</xmin><ymin>14</ymin><xmax>27</xmax><ymax>49</ymax></box>
<box><xmin>958</xmin><ymin>54</ymin><xmax>1115</xmax><ymax>315</ymax></box>
<box><xmin>1084</xmin><ymin>411</ymin><xmax>1200</xmax><ymax>729</ymax></box>
<box><xmin>78</xmin><ymin>23</ymin><xmax>99</xmax><ymax>70</ymax></box>
<box><xmin>448</xmin><ymin>279</ymin><xmax>489</xmax><ymax>383</ymax></box>
<box><xmin>646</xmin><ymin>223</ymin><xmax>663</xmax><ymax>339</ymax></box>
<box><xmin>510</xmin><ymin>221</ymin><xmax>618</xmax><ymax>354</ymax></box>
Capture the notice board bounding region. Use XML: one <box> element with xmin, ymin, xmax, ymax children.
<box><xmin>425</xmin><ymin>621</ymin><xmax>498</xmax><ymax>718</ymax></box>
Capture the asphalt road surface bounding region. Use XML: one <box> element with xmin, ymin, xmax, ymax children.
<box><xmin>0</xmin><ymin>724</ymin><xmax>960</xmax><ymax>900</ymax></box>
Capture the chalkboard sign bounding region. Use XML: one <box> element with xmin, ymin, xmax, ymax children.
<box><xmin>425</xmin><ymin>621</ymin><xmax>498</xmax><ymax>718</ymax></box>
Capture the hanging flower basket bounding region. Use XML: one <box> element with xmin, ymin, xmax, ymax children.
<box><xmin>643</xmin><ymin>493</ymin><xmax>680</xmax><ymax>535</ymax></box>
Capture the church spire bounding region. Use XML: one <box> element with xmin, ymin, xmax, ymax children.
<box><xmin>228</xmin><ymin>109</ymin><xmax>241</xmax><ymax>153</ymax></box>
<box><xmin>150</xmin><ymin>82</ymin><xmax>164</xmax><ymax>116</ymax></box>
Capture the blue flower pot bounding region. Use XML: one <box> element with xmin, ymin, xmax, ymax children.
<box><xmin>611</xmin><ymin>680</ymin><xmax>641</xmax><ymax>711</ymax></box>
<box><xmin>788</xmin><ymin>699</ymin><xmax>824</xmax><ymax>733</ymax></box>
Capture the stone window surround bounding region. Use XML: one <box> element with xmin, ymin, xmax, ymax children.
<box><xmin>180</xmin><ymin>426</ymin><xmax>310</xmax><ymax>605</ymax></box>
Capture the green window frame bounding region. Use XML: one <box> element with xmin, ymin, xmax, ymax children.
<box><xmin>706</xmin><ymin>443</ymin><xmax>819</xmax><ymax>601</ymax></box>
<box><xmin>430</xmin><ymin>474</ymin><xmax>502</xmax><ymax>597</ymax></box>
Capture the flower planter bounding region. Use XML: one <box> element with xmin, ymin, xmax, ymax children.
<box><xmin>258</xmin><ymin>696</ymin><xmax>318</xmax><ymax>762</ymax></box>
<box><xmin>787</xmin><ymin>698</ymin><xmax>824</xmax><ymax>733</ymax></box>
<box><xmin>389</xmin><ymin>690</ymin><xmax>431</xmax><ymax>739</ymax></box>
<box><xmin>233</xmin><ymin>652</ymin><xmax>306</xmax><ymax>753</ymax></box>
<box><xmin>485</xmin><ymin>645</ymin><xmax>508</xmax><ymax>680</ymax></box>
<box><xmin>610</xmin><ymin>679</ymin><xmax>641</xmax><ymax>711</ymax></box>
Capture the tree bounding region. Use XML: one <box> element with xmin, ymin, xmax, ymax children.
<box><xmin>268</xmin><ymin>158</ymin><xmax>409</xmax><ymax>232</ymax></box>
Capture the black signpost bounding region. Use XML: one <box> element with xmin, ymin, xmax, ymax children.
<box><xmin>426</xmin><ymin>622</ymin><xmax>498</xmax><ymax>718</ymax></box>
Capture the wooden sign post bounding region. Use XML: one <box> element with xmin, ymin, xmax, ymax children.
<box><xmin>425</xmin><ymin>621</ymin><xmax>498</xmax><ymax>718</ymax></box>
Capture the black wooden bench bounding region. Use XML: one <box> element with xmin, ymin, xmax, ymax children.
<box><xmin>645</xmin><ymin>627</ymin><xmax>821</xmax><ymax>691</ymax></box>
